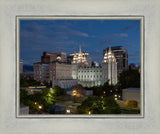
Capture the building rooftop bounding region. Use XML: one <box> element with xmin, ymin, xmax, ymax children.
<box><xmin>104</xmin><ymin>46</ymin><xmax>127</xmax><ymax>51</ymax></box>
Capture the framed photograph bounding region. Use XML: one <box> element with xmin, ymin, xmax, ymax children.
<box><xmin>0</xmin><ymin>0</ymin><xmax>160</xmax><ymax>134</ymax></box>
<box><xmin>17</xmin><ymin>16</ymin><xmax>143</xmax><ymax>118</ymax></box>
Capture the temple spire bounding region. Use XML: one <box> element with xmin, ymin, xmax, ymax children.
<box><xmin>109</xmin><ymin>44</ymin><xmax>112</xmax><ymax>52</ymax></box>
<box><xmin>79</xmin><ymin>45</ymin><xmax>82</xmax><ymax>53</ymax></box>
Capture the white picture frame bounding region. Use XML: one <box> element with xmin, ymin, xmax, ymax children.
<box><xmin>0</xmin><ymin>0</ymin><xmax>160</xmax><ymax>134</ymax></box>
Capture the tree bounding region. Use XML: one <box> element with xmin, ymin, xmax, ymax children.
<box><xmin>20</xmin><ymin>88</ymin><xmax>56</xmax><ymax>113</ymax></box>
<box><xmin>85</xmin><ymin>82</ymin><xmax>120</xmax><ymax>98</ymax></box>
<box><xmin>53</xmin><ymin>86</ymin><xmax>65</xmax><ymax>96</ymax></box>
<box><xmin>20</xmin><ymin>79</ymin><xmax>41</xmax><ymax>87</ymax></box>
<box><xmin>76</xmin><ymin>96</ymin><xmax>121</xmax><ymax>114</ymax></box>
<box><xmin>20</xmin><ymin>89</ymin><xmax>29</xmax><ymax>105</ymax></box>
<box><xmin>118</xmin><ymin>70</ymin><xmax>140</xmax><ymax>89</ymax></box>
<box><xmin>102</xmin><ymin>97</ymin><xmax>121</xmax><ymax>114</ymax></box>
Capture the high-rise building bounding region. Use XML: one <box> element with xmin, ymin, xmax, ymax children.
<box><xmin>33</xmin><ymin>63</ymin><xmax>50</xmax><ymax>83</ymax></box>
<box><xmin>34</xmin><ymin>62</ymin><xmax>73</xmax><ymax>83</ymax></box>
<box><xmin>103</xmin><ymin>46</ymin><xmax>128</xmax><ymax>75</ymax></box>
<box><xmin>49</xmin><ymin>62</ymin><xmax>72</xmax><ymax>81</ymax></box>
<box><xmin>41</xmin><ymin>52</ymin><xmax>67</xmax><ymax>63</ymax></box>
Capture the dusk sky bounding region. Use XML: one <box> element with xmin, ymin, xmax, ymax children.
<box><xmin>20</xmin><ymin>19</ymin><xmax>140</xmax><ymax>65</ymax></box>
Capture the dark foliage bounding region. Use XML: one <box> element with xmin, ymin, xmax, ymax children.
<box><xmin>20</xmin><ymin>79</ymin><xmax>41</xmax><ymax>87</ymax></box>
<box><xmin>76</xmin><ymin>96</ymin><xmax>121</xmax><ymax>114</ymax></box>
<box><xmin>20</xmin><ymin>89</ymin><xmax>55</xmax><ymax>113</ymax></box>
<box><xmin>118</xmin><ymin>70</ymin><xmax>140</xmax><ymax>88</ymax></box>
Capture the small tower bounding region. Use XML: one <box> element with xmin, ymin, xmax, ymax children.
<box><xmin>79</xmin><ymin>45</ymin><xmax>82</xmax><ymax>54</ymax></box>
<box><xmin>72</xmin><ymin>45</ymin><xmax>88</xmax><ymax>67</ymax></box>
<box><xmin>102</xmin><ymin>45</ymin><xmax>117</xmax><ymax>85</ymax></box>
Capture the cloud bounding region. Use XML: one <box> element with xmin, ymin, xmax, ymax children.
<box><xmin>71</xmin><ymin>30</ymin><xmax>89</xmax><ymax>37</ymax></box>
<box><xmin>21</xmin><ymin>21</ymin><xmax>89</xmax><ymax>47</ymax></box>
<box><xmin>54</xmin><ymin>25</ymin><xmax>89</xmax><ymax>37</ymax></box>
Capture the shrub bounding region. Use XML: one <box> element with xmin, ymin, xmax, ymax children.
<box><xmin>124</xmin><ymin>100</ymin><xmax>138</xmax><ymax>108</ymax></box>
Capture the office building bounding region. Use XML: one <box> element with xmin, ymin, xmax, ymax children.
<box><xmin>33</xmin><ymin>63</ymin><xmax>50</xmax><ymax>83</ymax></box>
<box><xmin>41</xmin><ymin>52</ymin><xmax>67</xmax><ymax>63</ymax></box>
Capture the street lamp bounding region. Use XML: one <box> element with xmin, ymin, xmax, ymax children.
<box><xmin>73</xmin><ymin>90</ymin><xmax>76</xmax><ymax>102</ymax></box>
<box><xmin>39</xmin><ymin>105</ymin><xmax>42</xmax><ymax>109</ymax></box>
<box><xmin>66</xmin><ymin>109</ymin><xmax>71</xmax><ymax>114</ymax></box>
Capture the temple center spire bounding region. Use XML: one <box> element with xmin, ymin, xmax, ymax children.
<box><xmin>79</xmin><ymin>45</ymin><xmax>82</xmax><ymax>54</ymax></box>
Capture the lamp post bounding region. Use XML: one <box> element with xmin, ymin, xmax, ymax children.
<box><xmin>39</xmin><ymin>105</ymin><xmax>42</xmax><ymax>109</ymax></box>
<box><xmin>73</xmin><ymin>91</ymin><xmax>76</xmax><ymax>102</ymax></box>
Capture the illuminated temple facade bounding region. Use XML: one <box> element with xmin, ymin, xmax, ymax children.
<box><xmin>34</xmin><ymin>46</ymin><xmax>117</xmax><ymax>88</ymax></box>
<box><xmin>70</xmin><ymin>46</ymin><xmax>92</xmax><ymax>67</ymax></box>
<box><xmin>72</xmin><ymin>46</ymin><xmax>117</xmax><ymax>87</ymax></box>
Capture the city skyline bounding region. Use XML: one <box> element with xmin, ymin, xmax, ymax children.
<box><xmin>20</xmin><ymin>19</ymin><xmax>140</xmax><ymax>65</ymax></box>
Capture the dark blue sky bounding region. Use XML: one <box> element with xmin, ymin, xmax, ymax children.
<box><xmin>20</xmin><ymin>19</ymin><xmax>140</xmax><ymax>65</ymax></box>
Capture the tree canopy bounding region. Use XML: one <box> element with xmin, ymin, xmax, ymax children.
<box><xmin>20</xmin><ymin>89</ymin><xmax>56</xmax><ymax>113</ymax></box>
<box><xmin>118</xmin><ymin>70</ymin><xmax>140</xmax><ymax>89</ymax></box>
<box><xmin>76</xmin><ymin>96</ymin><xmax>121</xmax><ymax>114</ymax></box>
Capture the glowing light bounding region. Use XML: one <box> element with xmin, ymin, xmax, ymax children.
<box><xmin>66</xmin><ymin>109</ymin><xmax>70</xmax><ymax>114</ymax></box>
<box><xmin>73</xmin><ymin>90</ymin><xmax>76</xmax><ymax>96</ymax></box>
<box><xmin>104</xmin><ymin>91</ymin><xmax>106</xmax><ymax>94</ymax></box>
<box><xmin>119</xmin><ymin>95</ymin><xmax>121</xmax><ymax>98</ymax></box>
<box><xmin>35</xmin><ymin>102</ymin><xmax>37</xmax><ymax>105</ymax></box>
<box><xmin>115</xmin><ymin>98</ymin><xmax>117</xmax><ymax>100</ymax></box>
<box><xmin>114</xmin><ymin>94</ymin><xmax>117</xmax><ymax>97</ymax></box>
<box><xmin>39</xmin><ymin>105</ymin><xmax>42</xmax><ymax>109</ymax></box>
<box><xmin>88</xmin><ymin>111</ymin><xmax>91</xmax><ymax>115</ymax></box>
